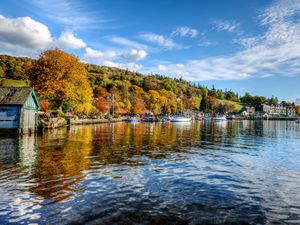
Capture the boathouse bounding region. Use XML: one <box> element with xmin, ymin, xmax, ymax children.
<box><xmin>0</xmin><ymin>87</ymin><xmax>40</xmax><ymax>134</ymax></box>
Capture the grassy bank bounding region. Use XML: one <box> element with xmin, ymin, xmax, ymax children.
<box><xmin>217</xmin><ymin>99</ymin><xmax>243</xmax><ymax>111</ymax></box>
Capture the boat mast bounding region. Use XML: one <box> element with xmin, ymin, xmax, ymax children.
<box><xmin>181</xmin><ymin>92</ymin><xmax>183</xmax><ymax>114</ymax></box>
<box><xmin>111</xmin><ymin>93</ymin><xmax>115</xmax><ymax>117</ymax></box>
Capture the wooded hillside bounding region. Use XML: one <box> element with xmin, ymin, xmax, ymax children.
<box><xmin>0</xmin><ymin>50</ymin><xmax>284</xmax><ymax>115</ymax></box>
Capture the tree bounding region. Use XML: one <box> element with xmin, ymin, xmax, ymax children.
<box><xmin>183</xmin><ymin>95</ymin><xmax>196</xmax><ymax>110</ymax></box>
<box><xmin>240</xmin><ymin>92</ymin><xmax>253</xmax><ymax>105</ymax></box>
<box><xmin>0</xmin><ymin>67</ymin><xmax>4</xmax><ymax>78</ymax></box>
<box><xmin>159</xmin><ymin>89</ymin><xmax>177</xmax><ymax>114</ymax></box>
<box><xmin>208</xmin><ymin>96</ymin><xmax>218</xmax><ymax>112</ymax></box>
<box><xmin>29</xmin><ymin>49</ymin><xmax>93</xmax><ymax>115</ymax></box>
<box><xmin>225</xmin><ymin>90</ymin><xmax>239</xmax><ymax>102</ymax></box>
<box><xmin>215</xmin><ymin>103</ymin><xmax>235</xmax><ymax>114</ymax></box>
<box><xmin>94</xmin><ymin>97</ymin><xmax>110</xmax><ymax>114</ymax></box>
<box><xmin>147</xmin><ymin>90</ymin><xmax>162</xmax><ymax>115</ymax></box>
<box><xmin>216</xmin><ymin>89</ymin><xmax>225</xmax><ymax>100</ymax></box>
<box><xmin>115</xmin><ymin>101</ymin><xmax>129</xmax><ymax>114</ymax></box>
<box><xmin>192</xmin><ymin>96</ymin><xmax>201</xmax><ymax>110</ymax></box>
<box><xmin>295</xmin><ymin>106</ymin><xmax>300</xmax><ymax>115</ymax></box>
<box><xmin>200</xmin><ymin>88</ymin><xmax>209</xmax><ymax>112</ymax></box>
<box><xmin>267</xmin><ymin>97</ymin><xmax>278</xmax><ymax>105</ymax></box>
<box><xmin>40</xmin><ymin>101</ymin><xmax>50</xmax><ymax>112</ymax></box>
<box><xmin>132</xmin><ymin>97</ymin><xmax>147</xmax><ymax>115</ymax></box>
<box><xmin>94</xmin><ymin>86</ymin><xmax>109</xmax><ymax>98</ymax></box>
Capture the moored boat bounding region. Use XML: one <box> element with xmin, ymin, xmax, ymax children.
<box><xmin>126</xmin><ymin>117</ymin><xmax>139</xmax><ymax>123</ymax></box>
<box><xmin>141</xmin><ymin>116</ymin><xmax>162</xmax><ymax>122</ymax></box>
<box><xmin>226</xmin><ymin>115</ymin><xmax>235</xmax><ymax>120</ymax></box>
<box><xmin>170</xmin><ymin>116</ymin><xmax>191</xmax><ymax>122</ymax></box>
<box><xmin>213</xmin><ymin>115</ymin><xmax>227</xmax><ymax>121</ymax></box>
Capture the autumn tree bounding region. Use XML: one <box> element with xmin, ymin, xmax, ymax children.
<box><xmin>40</xmin><ymin>101</ymin><xmax>50</xmax><ymax>112</ymax></box>
<box><xmin>295</xmin><ymin>106</ymin><xmax>300</xmax><ymax>115</ymax></box>
<box><xmin>132</xmin><ymin>97</ymin><xmax>147</xmax><ymax>115</ymax></box>
<box><xmin>183</xmin><ymin>95</ymin><xmax>196</xmax><ymax>110</ymax></box>
<box><xmin>29</xmin><ymin>49</ymin><xmax>93</xmax><ymax>115</ymax></box>
<box><xmin>115</xmin><ymin>100</ymin><xmax>130</xmax><ymax>114</ymax></box>
<box><xmin>159</xmin><ymin>89</ymin><xmax>177</xmax><ymax>114</ymax></box>
<box><xmin>208</xmin><ymin>96</ymin><xmax>218</xmax><ymax>112</ymax></box>
<box><xmin>94</xmin><ymin>97</ymin><xmax>110</xmax><ymax>114</ymax></box>
<box><xmin>147</xmin><ymin>90</ymin><xmax>162</xmax><ymax>115</ymax></box>
<box><xmin>94</xmin><ymin>86</ymin><xmax>109</xmax><ymax>98</ymax></box>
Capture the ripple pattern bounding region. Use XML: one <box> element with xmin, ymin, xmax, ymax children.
<box><xmin>0</xmin><ymin>121</ymin><xmax>300</xmax><ymax>224</ymax></box>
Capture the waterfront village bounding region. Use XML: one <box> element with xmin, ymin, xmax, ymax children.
<box><xmin>0</xmin><ymin>50</ymin><xmax>299</xmax><ymax>134</ymax></box>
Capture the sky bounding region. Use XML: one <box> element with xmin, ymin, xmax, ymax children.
<box><xmin>0</xmin><ymin>0</ymin><xmax>300</xmax><ymax>101</ymax></box>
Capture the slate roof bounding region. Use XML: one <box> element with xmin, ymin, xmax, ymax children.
<box><xmin>0</xmin><ymin>87</ymin><xmax>34</xmax><ymax>105</ymax></box>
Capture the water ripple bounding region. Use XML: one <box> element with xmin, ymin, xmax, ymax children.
<box><xmin>0</xmin><ymin>121</ymin><xmax>300</xmax><ymax>224</ymax></box>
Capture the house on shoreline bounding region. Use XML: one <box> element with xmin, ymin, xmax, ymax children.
<box><xmin>240</xmin><ymin>104</ymin><xmax>296</xmax><ymax>119</ymax></box>
<box><xmin>257</xmin><ymin>104</ymin><xmax>296</xmax><ymax>118</ymax></box>
<box><xmin>0</xmin><ymin>87</ymin><xmax>40</xmax><ymax>134</ymax></box>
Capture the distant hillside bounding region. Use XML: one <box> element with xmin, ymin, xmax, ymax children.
<box><xmin>0</xmin><ymin>53</ymin><xmax>282</xmax><ymax>115</ymax></box>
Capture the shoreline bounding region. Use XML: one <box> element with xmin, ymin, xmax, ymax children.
<box><xmin>39</xmin><ymin>117</ymin><xmax>126</xmax><ymax>130</ymax></box>
<box><xmin>69</xmin><ymin>117</ymin><xmax>126</xmax><ymax>125</ymax></box>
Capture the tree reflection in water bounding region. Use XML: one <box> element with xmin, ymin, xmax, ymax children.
<box><xmin>0</xmin><ymin>121</ymin><xmax>300</xmax><ymax>224</ymax></box>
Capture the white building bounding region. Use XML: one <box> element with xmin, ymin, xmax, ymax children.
<box><xmin>260</xmin><ymin>104</ymin><xmax>296</xmax><ymax>117</ymax></box>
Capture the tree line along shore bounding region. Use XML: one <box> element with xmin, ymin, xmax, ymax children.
<box><xmin>0</xmin><ymin>49</ymin><xmax>298</xmax><ymax>120</ymax></box>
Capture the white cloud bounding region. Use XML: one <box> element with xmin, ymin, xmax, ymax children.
<box><xmin>234</xmin><ymin>36</ymin><xmax>261</xmax><ymax>48</ymax></box>
<box><xmin>157</xmin><ymin>64</ymin><xmax>168</xmax><ymax>71</ymax></box>
<box><xmin>26</xmin><ymin>0</ymin><xmax>110</xmax><ymax>30</ymax></box>
<box><xmin>171</xmin><ymin>26</ymin><xmax>198</xmax><ymax>38</ymax></box>
<box><xmin>156</xmin><ymin>41</ymin><xmax>300</xmax><ymax>81</ymax></box>
<box><xmin>120</xmin><ymin>49</ymin><xmax>147</xmax><ymax>61</ymax></box>
<box><xmin>108</xmin><ymin>36</ymin><xmax>149</xmax><ymax>50</ymax></box>
<box><xmin>259</xmin><ymin>0</ymin><xmax>300</xmax><ymax>25</ymax></box>
<box><xmin>213</xmin><ymin>20</ymin><xmax>240</xmax><ymax>33</ymax></box>
<box><xmin>84</xmin><ymin>47</ymin><xmax>147</xmax><ymax>62</ymax></box>
<box><xmin>198</xmin><ymin>40</ymin><xmax>216</xmax><ymax>47</ymax></box>
<box><xmin>55</xmin><ymin>30</ymin><xmax>86</xmax><ymax>49</ymax></box>
<box><xmin>153</xmin><ymin>0</ymin><xmax>300</xmax><ymax>81</ymax></box>
<box><xmin>104</xmin><ymin>61</ymin><xmax>143</xmax><ymax>71</ymax></box>
<box><xmin>198</xmin><ymin>33</ymin><xmax>217</xmax><ymax>47</ymax></box>
<box><xmin>0</xmin><ymin>15</ymin><xmax>52</xmax><ymax>54</ymax></box>
<box><xmin>84</xmin><ymin>47</ymin><xmax>147</xmax><ymax>69</ymax></box>
<box><xmin>139</xmin><ymin>33</ymin><xmax>184</xmax><ymax>49</ymax></box>
<box><xmin>139</xmin><ymin>27</ymin><xmax>197</xmax><ymax>50</ymax></box>
<box><xmin>84</xmin><ymin>47</ymin><xmax>117</xmax><ymax>62</ymax></box>
<box><xmin>0</xmin><ymin>15</ymin><xmax>89</xmax><ymax>55</ymax></box>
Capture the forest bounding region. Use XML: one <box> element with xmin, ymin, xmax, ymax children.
<box><xmin>0</xmin><ymin>49</ymin><xmax>291</xmax><ymax>116</ymax></box>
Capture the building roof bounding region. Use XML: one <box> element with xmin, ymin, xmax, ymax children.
<box><xmin>0</xmin><ymin>87</ymin><xmax>35</xmax><ymax>105</ymax></box>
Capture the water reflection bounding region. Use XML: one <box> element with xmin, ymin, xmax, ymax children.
<box><xmin>0</xmin><ymin>121</ymin><xmax>300</xmax><ymax>224</ymax></box>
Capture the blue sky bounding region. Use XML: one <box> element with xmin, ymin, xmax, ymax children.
<box><xmin>1</xmin><ymin>0</ymin><xmax>300</xmax><ymax>101</ymax></box>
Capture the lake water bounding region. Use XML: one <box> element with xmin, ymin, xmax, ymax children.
<box><xmin>0</xmin><ymin>121</ymin><xmax>300</xmax><ymax>224</ymax></box>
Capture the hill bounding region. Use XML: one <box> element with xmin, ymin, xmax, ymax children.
<box><xmin>0</xmin><ymin>52</ymin><xmax>277</xmax><ymax>115</ymax></box>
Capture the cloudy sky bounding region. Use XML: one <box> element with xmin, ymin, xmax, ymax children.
<box><xmin>1</xmin><ymin>0</ymin><xmax>300</xmax><ymax>101</ymax></box>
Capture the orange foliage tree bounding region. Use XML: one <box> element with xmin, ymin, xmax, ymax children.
<box><xmin>295</xmin><ymin>106</ymin><xmax>300</xmax><ymax>114</ymax></box>
<box><xmin>183</xmin><ymin>96</ymin><xmax>196</xmax><ymax>110</ymax></box>
<box><xmin>40</xmin><ymin>101</ymin><xmax>50</xmax><ymax>112</ymax></box>
<box><xmin>132</xmin><ymin>97</ymin><xmax>147</xmax><ymax>115</ymax></box>
<box><xmin>94</xmin><ymin>86</ymin><xmax>109</xmax><ymax>98</ymax></box>
<box><xmin>94</xmin><ymin>97</ymin><xmax>110</xmax><ymax>114</ymax></box>
<box><xmin>29</xmin><ymin>49</ymin><xmax>93</xmax><ymax>115</ymax></box>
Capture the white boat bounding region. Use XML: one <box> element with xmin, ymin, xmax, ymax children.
<box><xmin>203</xmin><ymin>115</ymin><xmax>211</xmax><ymax>120</ymax></box>
<box><xmin>126</xmin><ymin>117</ymin><xmax>139</xmax><ymax>123</ymax></box>
<box><xmin>170</xmin><ymin>116</ymin><xmax>191</xmax><ymax>122</ymax></box>
<box><xmin>213</xmin><ymin>115</ymin><xmax>227</xmax><ymax>121</ymax></box>
<box><xmin>162</xmin><ymin>115</ymin><xmax>171</xmax><ymax>122</ymax></box>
